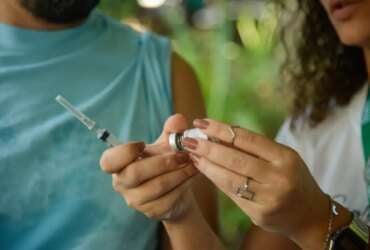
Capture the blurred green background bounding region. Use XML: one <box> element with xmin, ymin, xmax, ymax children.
<box><xmin>99</xmin><ymin>0</ymin><xmax>287</xmax><ymax>248</ymax></box>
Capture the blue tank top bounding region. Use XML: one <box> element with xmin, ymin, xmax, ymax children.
<box><xmin>0</xmin><ymin>10</ymin><xmax>173</xmax><ymax>250</ymax></box>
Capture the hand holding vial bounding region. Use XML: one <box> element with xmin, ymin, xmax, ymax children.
<box><xmin>99</xmin><ymin>114</ymin><xmax>201</xmax><ymax>221</ymax></box>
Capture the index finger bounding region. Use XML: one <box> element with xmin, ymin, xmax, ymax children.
<box><xmin>186</xmin><ymin>139</ymin><xmax>272</xmax><ymax>183</ymax></box>
<box><xmin>193</xmin><ymin>119</ymin><xmax>282</xmax><ymax>161</ymax></box>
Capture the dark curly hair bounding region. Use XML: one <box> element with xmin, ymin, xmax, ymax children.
<box><xmin>279</xmin><ymin>1</ymin><xmax>367</xmax><ymax>126</ymax></box>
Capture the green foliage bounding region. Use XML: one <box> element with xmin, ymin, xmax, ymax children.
<box><xmin>162</xmin><ymin>3</ymin><xmax>286</xmax><ymax>136</ymax></box>
<box><xmin>98</xmin><ymin>0</ymin><xmax>137</xmax><ymax>17</ymax></box>
<box><xmin>99</xmin><ymin>1</ymin><xmax>286</xmax><ymax>247</ymax></box>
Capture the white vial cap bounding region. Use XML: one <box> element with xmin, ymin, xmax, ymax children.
<box><xmin>183</xmin><ymin>128</ymin><xmax>208</xmax><ymax>140</ymax></box>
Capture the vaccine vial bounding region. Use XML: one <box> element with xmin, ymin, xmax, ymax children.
<box><xmin>169</xmin><ymin>128</ymin><xmax>208</xmax><ymax>151</ymax></box>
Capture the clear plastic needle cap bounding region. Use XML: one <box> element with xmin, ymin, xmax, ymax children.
<box><xmin>55</xmin><ymin>95</ymin><xmax>96</xmax><ymax>130</ymax></box>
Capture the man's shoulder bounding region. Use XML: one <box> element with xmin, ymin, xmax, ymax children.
<box><xmin>96</xmin><ymin>11</ymin><xmax>140</xmax><ymax>39</ymax></box>
<box><xmin>97</xmin><ymin>11</ymin><xmax>169</xmax><ymax>47</ymax></box>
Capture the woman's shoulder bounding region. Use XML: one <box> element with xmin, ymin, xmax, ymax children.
<box><xmin>276</xmin><ymin>84</ymin><xmax>368</xmax><ymax>156</ymax></box>
<box><xmin>276</xmin><ymin>85</ymin><xmax>368</xmax><ymax>214</ymax></box>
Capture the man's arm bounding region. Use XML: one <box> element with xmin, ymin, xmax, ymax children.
<box><xmin>160</xmin><ymin>53</ymin><xmax>220</xmax><ymax>249</ymax></box>
<box><xmin>242</xmin><ymin>225</ymin><xmax>300</xmax><ymax>250</ymax></box>
<box><xmin>171</xmin><ymin>53</ymin><xmax>218</xmax><ymax>231</ymax></box>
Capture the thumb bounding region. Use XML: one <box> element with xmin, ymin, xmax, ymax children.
<box><xmin>145</xmin><ymin>114</ymin><xmax>189</xmax><ymax>156</ymax></box>
<box><xmin>156</xmin><ymin>113</ymin><xmax>189</xmax><ymax>144</ymax></box>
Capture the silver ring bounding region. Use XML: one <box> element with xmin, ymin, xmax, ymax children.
<box><xmin>228</xmin><ymin>125</ymin><xmax>240</xmax><ymax>145</ymax></box>
<box><xmin>236</xmin><ymin>177</ymin><xmax>255</xmax><ymax>201</ymax></box>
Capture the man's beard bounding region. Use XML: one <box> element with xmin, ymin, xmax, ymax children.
<box><xmin>20</xmin><ymin>0</ymin><xmax>100</xmax><ymax>24</ymax></box>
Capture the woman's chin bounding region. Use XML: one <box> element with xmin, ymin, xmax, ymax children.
<box><xmin>336</xmin><ymin>23</ymin><xmax>370</xmax><ymax>48</ymax></box>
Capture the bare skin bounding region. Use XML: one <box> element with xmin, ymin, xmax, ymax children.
<box><xmin>244</xmin><ymin>0</ymin><xmax>370</xmax><ymax>248</ymax></box>
<box><xmin>0</xmin><ymin>1</ymin><xmax>219</xmax><ymax>249</ymax></box>
<box><xmin>186</xmin><ymin>118</ymin><xmax>352</xmax><ymax>250</ymax></box>
<box><xmin>160</xmin><ymin>54</ymin><xmax>220</xmax><ymax>250</ymax></box>
<box><xmin>99</xmin><ymin>58</ymin><xmax>223</xmax><ymax>250</ymax></box>
<box><xmin>3</xmin><ymin>1</ymin><xmax>357</xmax><ymax>249</ymax></box>
<box><xmin>243</xmin><ymin>204</ymin><xmax>351</xmax><ymax>250</ymax></box>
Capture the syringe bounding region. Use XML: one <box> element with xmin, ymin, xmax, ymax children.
<box><xmin>55</xmin><ymin>95</ymin><xmax>121</xmax><ymax>147</ymax></box>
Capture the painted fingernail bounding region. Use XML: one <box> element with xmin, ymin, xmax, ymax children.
<box><xmin>193</xmin><ymin>119</ymin><xmax>209</xmax><ymax>130</ymax></box>
<box><xmin>182</xmin><ymin>138</ymin><xmax>198</xmax><ymax>151</ymax></box>
<box><xmin>175</xmin><ymin>153</ymin><xmax>189</xmax><ymax>164</ymax></box>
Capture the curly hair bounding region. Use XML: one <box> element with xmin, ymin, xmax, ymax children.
<box><xmin>279</xmin><ymin>1</ymin><xmax>367</xmax><ymax>127</ymax></box>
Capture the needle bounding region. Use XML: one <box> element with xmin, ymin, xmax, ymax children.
<box><xmin>55</xmin><ymin>95</ymin><xmax>121</xmax><ymax>147</ymax></box>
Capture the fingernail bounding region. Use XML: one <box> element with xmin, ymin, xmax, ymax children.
<box><xmin>175</xmin><ymin>153</ymin><xmax>189</xmax><ymax>164</ymax></box>
<box><xmin>193</xmin><ymin>119</ymin><xmax>210</xmax><ymax>130</ymax></box>
<box><xmin>182</xmin><ymin>138</ymin><xmax>198</xmax><ymax>151</ymax></box>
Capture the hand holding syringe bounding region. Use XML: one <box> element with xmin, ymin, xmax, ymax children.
<box><xmin>55</xmin><ymin>99</ymin><xmax>202</xmax><ymax>222</ymax></box>
<box><xmin>55</xmin><ymin>99</ymin><xmax>200</xmax><ymax>222</ymax></box>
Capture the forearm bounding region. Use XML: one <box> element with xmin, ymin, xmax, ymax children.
<box><xmin>162</xmin><ymin>195</ymin><xmax>224</xmax><ymax>250</ymax></box>
<box><xmin>242</xmin><ymin>226</ymin><xmax>300</xmax><ymax>250</ymax></box>
<box><xmin>291</xmin><ymin>198</ymin><xmax>352</xmax><ymax>250</ymax></box>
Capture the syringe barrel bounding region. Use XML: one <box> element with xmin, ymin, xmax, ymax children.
<box><xmin>96</xmin><ymin>129</ymin><xmax>121</xmax><ymax>147</ymax></box>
